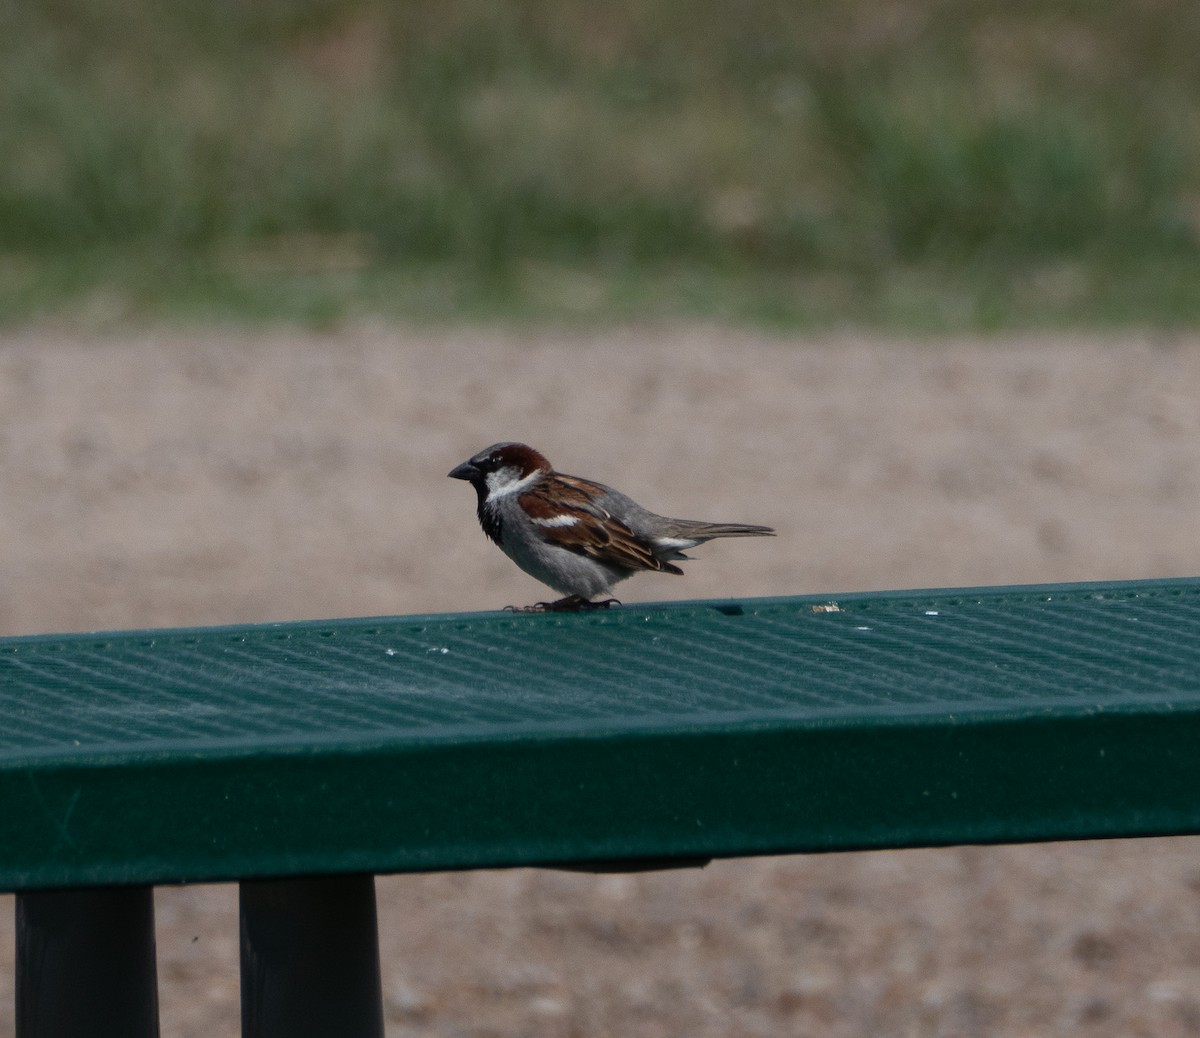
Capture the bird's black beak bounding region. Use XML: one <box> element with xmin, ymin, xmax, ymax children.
<box><xmin>448</xmin><ymin>461</ymin><xmax>479</xmax><ymax>481</ymax></box>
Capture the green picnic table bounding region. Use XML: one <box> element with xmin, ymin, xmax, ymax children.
<box><xmin>5</xmin><ymin>577</ymin><xmax>1200</xmax><ymax>1036</ymax></box>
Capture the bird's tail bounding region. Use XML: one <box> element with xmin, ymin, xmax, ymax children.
<box><xmin>661</xmin><ymin>520</ymin><xmax>775</xmax><ymax>542</ymax></box>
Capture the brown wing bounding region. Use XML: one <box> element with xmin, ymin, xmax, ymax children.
<box><xmin>519</xmin><ymin>476</ymin><xmax>684</xmax><ymax>576</ymax></box>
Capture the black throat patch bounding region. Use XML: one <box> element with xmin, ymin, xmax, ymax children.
<box><xmin>477</xmin><ymin>492</ymin><xmax>504</xmax><ymax>546</ymax></box>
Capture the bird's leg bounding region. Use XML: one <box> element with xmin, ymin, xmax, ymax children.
<box><xmin>506</xmin><ymin>596</ymin><xmax>621</xmax><ymax>613</ymax></box>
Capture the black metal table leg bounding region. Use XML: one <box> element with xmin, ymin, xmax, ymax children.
<box><xmin>239</xmin><ymin>873</ymin><xmax>384</xmax><ymax>1038</ymax></box>
<box><xmin>16</xmin><ymin>885</ymin><xmax>160</xmax><ymax>1038</ymax></box>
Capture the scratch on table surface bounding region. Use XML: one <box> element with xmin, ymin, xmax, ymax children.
<box><xmin>25</xmin><ymin>773</ymin><xmax>82</xmax><ymax>856</ymax></box>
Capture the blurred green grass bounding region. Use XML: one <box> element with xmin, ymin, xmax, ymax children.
<box><xmin>2</xmin><ymin>0</ymin><xmax>1199</xmax><ymax>328</ymax></box>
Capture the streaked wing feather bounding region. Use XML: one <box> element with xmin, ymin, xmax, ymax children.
<box><xmin>519</xmin><ymin>477</ymin><xmax>684</xmax><ymax>576</ymax></box>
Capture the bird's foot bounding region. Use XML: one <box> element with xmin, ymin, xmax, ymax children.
<box><xmin>505</xmin><ymin>596</ymin><xmax>621</xmax><ymax>613</ymax></box>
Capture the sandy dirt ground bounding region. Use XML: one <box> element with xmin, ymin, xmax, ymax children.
<box><xmin>1</xmin><ymin>326</ymin><xmax>1199</xmax><ymax>1036</ymax></box>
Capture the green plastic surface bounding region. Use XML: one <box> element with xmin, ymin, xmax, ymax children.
<box><xmin>2</xmin><ymin>578</ymin><xmax>1200</xmax><ymax>891</ymax></box>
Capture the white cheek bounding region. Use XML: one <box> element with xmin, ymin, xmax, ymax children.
<box><xmin>485</xmin><ymin>466</ymin><xmax>540</xmax><ymax>498</ymax></box>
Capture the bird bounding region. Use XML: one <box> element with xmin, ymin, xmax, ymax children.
<box><xmin>448</xmin><ymin>442</ymin><xmax>774</xmax><ymax>611</ymax></box>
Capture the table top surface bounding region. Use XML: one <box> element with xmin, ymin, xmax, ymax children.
<box><xmin>4</xmin><ymin>578</ymin><xmax>1199</xmax><ymax>760</ymax></box>
<box><xmin>2</xmin><ymin>577</ymin><xmax>1199</xmax><ymax>890</ymax></box>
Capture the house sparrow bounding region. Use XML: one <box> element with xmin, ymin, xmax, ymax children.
<box><xmin>448</xmin><ymin>442</ymin><xmax>775</xmax><ymax>611</ymax></box>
